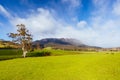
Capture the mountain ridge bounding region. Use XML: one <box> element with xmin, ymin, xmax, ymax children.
<box><xmin>33</xmin><ymin>38</ymin><xmax>102</xmax><ymax>50</ymax></box>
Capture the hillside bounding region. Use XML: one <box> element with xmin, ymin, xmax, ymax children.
<box><xmin>0</xmin><ymin>40</ymin><xmax>20</xmax><ymax>48</ymax></box>
<box><xmin>33</xmin><ymin>38</ymin><xmax>101</xmax><ymax>50</ymax></box>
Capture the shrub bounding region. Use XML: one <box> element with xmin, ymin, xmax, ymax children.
<box><xmin>0</xmin><ymin>49</ymin><xmax>22</xmax><ymax>60</ymax></box>
<box><xmin>28</xmin><ymin>50</ymin><xmax>51</xmax><ymax>57</ymax></box>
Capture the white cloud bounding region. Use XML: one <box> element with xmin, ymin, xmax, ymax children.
<box><xmin>86</xmin><ymin>0</ymin><xmax>120</xmax><ymax>47</ymax></box>
<box><xmin>0</xmin><ymin>5</ymin><xmax>11</xmax><ymax>18</ymax></box>
<box><xmin>92</xmin><ymin>0</ymin><xmax>110</xmax><ymax>16</ymax></box>
<box><xmin>10</xmin><ymin>8</ymin><xmax>67</xmax><ymax>40</ymax></box>
<box><xmin>77</xmin><ymin>21</ymin><xmax>87</xmax><ymax>28</ymax></box>
<box><xmin>113</xmin><ymin>0</ymin><xmax>120</xmax><ymax>16</ymax></box>
<box><xmin>90</xmin><ymin>11</ymin><xmax>120</xmax><ymax>47</ymax></box>
<box><xmin>10</xmin><ymin>7</ymin><xmax>120</xmax><ymax>47</ymax></box>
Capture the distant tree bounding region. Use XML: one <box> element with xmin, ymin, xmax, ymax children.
<box><xmin>8</xmin><ymin>24</ymin><xmax>32</xmax><ymax>58</ymax></box>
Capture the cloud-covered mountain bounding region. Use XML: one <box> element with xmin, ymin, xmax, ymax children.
<box><xmin>33</xmin><ymin>38</ymin><xmax>101</xmax><ymax>50</ymax></box>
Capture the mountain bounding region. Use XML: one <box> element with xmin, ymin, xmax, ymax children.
<box><xmin>33</xmin><ymin>38</ymin><xmax>101</xmax><ymax>50</ymax></box>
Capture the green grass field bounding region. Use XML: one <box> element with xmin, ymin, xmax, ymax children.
<box><xmin>0</xmin><ymin>52</ymin><xmax>120</xmax><ymax>80</ymax></box>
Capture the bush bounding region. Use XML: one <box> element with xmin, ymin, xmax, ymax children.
<box><xmin>0</xmin><ymin>49</ymin><xmax>22</xmax><ymax>61</ymax></box>
<box><xmin>28</xmin><ymin>50</ymin><xmax>51</xmax><ymax>57</ymax></box>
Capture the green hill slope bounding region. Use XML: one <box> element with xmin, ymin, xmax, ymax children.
<box><xmin>0</xmin><ymin>40</ymin><xmax>20</xmax><ymax>48</ymax></box>
<box><xmin>0</xmin><ymin>54</ymin><xmax>120</xmax><ymax>80</ymax></box>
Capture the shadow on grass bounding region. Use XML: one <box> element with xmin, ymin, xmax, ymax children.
<box><xmin>0</xmin><ymin>49</ymin><xmax>23</xmax><ymax>61</ymax></box>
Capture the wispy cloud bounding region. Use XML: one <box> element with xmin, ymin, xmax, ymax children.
<box><xmin>113</xmin><ymin>0</ymin><xmax>120</xmax><ymax>16</ymax></box>
<box><xmin>77</xmin><ymin>20</ymin><xmax>87</xmax><ymax>29</ymax></box>
<box><xmin>62</xmin><ymin>0</ymin><xmax>81</xmax><ymax>8</ymax></box>
<box><xmin>87</xmin><ymin>0</ymin><xmax>120</xmax><ymax>47</ymax></box>
<box><xmin>0</xmin><ymin>5</ymin><xmax>11</xmax><ymax>18</ymax></box>
<box><xmin>92</xmin><ymin>0</ymin><xmax>110</xmax><ymax>16</ymax></box>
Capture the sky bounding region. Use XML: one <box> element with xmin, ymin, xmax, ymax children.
<box><xmin>0</xmin><ymin>0</ymin><xmax>120</xmax><ymax>48</ymax></box>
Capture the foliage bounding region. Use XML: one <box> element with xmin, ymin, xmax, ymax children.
<box><xmin>28</xmin><ymin>50</ymin><xmax>51</xmax><ymax>57</ymax></box>
<box><xmin>27</xmin><ymin>49</ymin><xmax>85</xmax><ymax>57</ymax></box>
<box><xmin>8</xmin><ymin>24</ymin><xmax>32</xmax><ymax>57</ymax></box>
<box><xmin>0</xmin><ymin>49</ymin><xmax>22</xmax><ymax>60</ymax></box>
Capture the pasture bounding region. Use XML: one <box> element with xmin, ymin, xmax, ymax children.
<box><xmin>0</xmin><ymin>50</ymin><xmax>120</xmax><ymax>80</ymax></box>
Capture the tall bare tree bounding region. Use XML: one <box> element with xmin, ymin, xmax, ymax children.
<box><xmin>8</xmin><ymin>24</ymin><xmax>32</xmax><ymax>57</ymax></box>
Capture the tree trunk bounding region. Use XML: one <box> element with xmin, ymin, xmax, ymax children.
<box><xmin>23</xmin><ymin>50</ymin><xmax>27</xmax><ymax>58</ymax></box>
<box><xmin>22</xmin><ymin>45</ymin><xmax>27</xmax><ymax>58</ymax></box>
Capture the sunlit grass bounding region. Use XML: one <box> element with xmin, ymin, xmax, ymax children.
<box><xmin>0</xmin><ymin>53</ymin><xmax>120</xmax><ymax>80</ymax></box>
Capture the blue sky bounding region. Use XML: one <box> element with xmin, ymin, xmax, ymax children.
<box><xmin>0</xmin><ymin>0</ymin><xmax>120</xmax><ymax>47</ymax></box>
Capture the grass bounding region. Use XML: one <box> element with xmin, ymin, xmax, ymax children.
<box><xmin>0</xmin><ymin>53</ymin><xmax>120</xmax><ymax>80</ymax></box>
<box><xmin>29</xmin><ymin>49</ymin><xmax>103</xmax><ymax>56</ymax></box>
<box><xmin>28</xmin><ymin>49</ymin><xmax>120</xmax><ymax>56</ymax></box>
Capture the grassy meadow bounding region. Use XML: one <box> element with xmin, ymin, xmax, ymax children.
<box><xmin>0</xmin><ymin>49</ymin><xmax>120</xmax><ymax>80</ymax></box>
